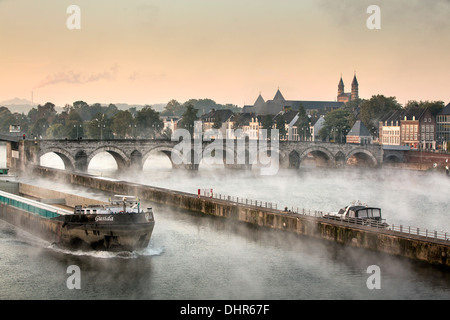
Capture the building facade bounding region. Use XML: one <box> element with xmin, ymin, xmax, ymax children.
<box><xmin>346</xmin><ymin>120</ymin><xmax>372</xmax><ymax>144</ymax></box>
<box><xmin>379</xmin><ymin>107</ymin><xmax>437</xmax><ymax>150</ymax></box>
<box><xmin>437</xmin><ymin>103</ymin><xmax>450</xmax><ymax>151</ymax></box>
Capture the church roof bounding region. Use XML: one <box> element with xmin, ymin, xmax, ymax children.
<box><xmin>338</xmin><ymin>77</ymin><xmax>344</xmax><ymax>87</ymax></box>
<box><xmin>245</xmin><ymin>88</ymin><xmax>345</xmax><ymax>115</ymax></box>
<box><xmin>352</xmin><ymin>74</ymin><xmax>358</xmax><ymax>85</ymax></box>
<box><xmin>273</xmin><ymin>89</ymin><xmax>285</xmax><ymax>101</ymax></box>
<box><xmin>347</xmin><ymin>120</ymin><xmax>371</xmax><ymax>137</ymax></box>
<box><xmin>254</xmin><ymin>94</ymin><xmax>266</xmax><ymax>109</ymax></box>
<box><xmin>439</xmin><ymin>103</ymin><xmax>450</xmax><ymax>115</ymax></box>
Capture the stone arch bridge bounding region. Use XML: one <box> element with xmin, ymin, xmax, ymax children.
<box><xmin>22</xmin><ymin>139</ymin><xmax>384</xmax><ymax>172</ymax></box>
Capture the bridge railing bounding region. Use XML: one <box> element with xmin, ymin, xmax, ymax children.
<box><xmin>199</xmin><ymin>191</ymin><xmax>450</xmax><ymax>242</ymax></box>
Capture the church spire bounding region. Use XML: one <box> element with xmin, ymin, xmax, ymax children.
<box><xmin>338</xmin><ymin>75</ymin><xmax>344</xmax><ymax>96</ymax></box>
<box><xmin>351</xmin><ymin>72</ymin><xmax>359</xmax><ymax>100</ymax></box>
<box><xmin>273</xmin><ymin>88</ymin><xmax>285</xmax><ymax>101</ymax></box>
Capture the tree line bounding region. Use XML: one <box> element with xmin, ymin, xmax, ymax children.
<box><xmin>0</xmin><ymin>98</ymin><xmax>240</xmax><ymax>140</ymax></box>
<box><xmin>317</xmin><ymin>96</ymin><xmax>445</xmax><ymax>143</ymax></box>
<box><xmin>0</xmin><ymin>95</ymin><xmax>444</xmax><ymax>142</ymax></box>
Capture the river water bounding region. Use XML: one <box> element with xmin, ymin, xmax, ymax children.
<box><xmin>1</xmin><ymin>152</ymin><xmax>450</xmax><ymax>300</ymax></box>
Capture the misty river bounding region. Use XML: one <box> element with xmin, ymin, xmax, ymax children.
<box><xmin>1</xmin><ymin>151</ymin><xmax>450</xmax><ymax>300</ymax></box>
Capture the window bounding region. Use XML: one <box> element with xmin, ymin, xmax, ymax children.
<box><xmin>371</xmin><ymin>209</ymin><xmax>381</xmax><ymax>218</ymax></box>
<box><xmin>357</xmin><ymin>209</ymin><xmax>368</xmax><ymax>218</ymax></box>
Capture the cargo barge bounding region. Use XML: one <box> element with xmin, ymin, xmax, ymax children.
<box><xmin>0</xmin><ymin>189</ymin><xmax>155</xmax><ymax>251</ymax></box>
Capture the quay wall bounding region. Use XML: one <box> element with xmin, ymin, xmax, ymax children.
<box><xmin>31</xmin><ymin>166</ymin><xmax>450</xmax><ymax>267</ymax></box>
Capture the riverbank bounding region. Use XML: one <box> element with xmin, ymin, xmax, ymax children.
<box><xmin>26</xmin><ymin>165</ymin><xmax>450</xmax><ymax>268</ymax></box>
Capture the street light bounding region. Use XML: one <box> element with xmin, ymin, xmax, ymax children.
<box><xmin>129</xmin><ymin>124</ymin><xmax>136</xmax><ymax>139</ymax></box>
<box><xmin>95</xmin><ymin>115</ymin><xmax>105</xmax><ymax>140</ymax></box>
<box><xmin>74</xmin><ymin>124</ymin><xmax>82</xmax><ymax>139</ymax></box>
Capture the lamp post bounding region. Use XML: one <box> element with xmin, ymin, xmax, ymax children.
<box><xmin>129</xmin><ymin>124</ymin><xmax>136</xmax><ymax>139</ymax></box>
<box><xmin>74</xmin><ymin>124</ymin><xmax>82</xmax><ymax>139</ymax></box>
<box><xmin>95</xmin><ymin>115</ymin><xmax>105</xmax><ymax>140</ymax></box>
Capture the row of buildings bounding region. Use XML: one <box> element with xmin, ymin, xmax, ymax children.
<box><xmin>162</xmin><ymin>75</ymin><xmax>450</xmax><ymax>151</ymax></box>
<box><xmin>164</xmin><ymin>75</ymin><xmax>358</xmax><ymax>141</ymax></box>
<box><xmin>378</xmin><ymin>107</ymin><xmax>439</xmax><ymax>150</ymax></box>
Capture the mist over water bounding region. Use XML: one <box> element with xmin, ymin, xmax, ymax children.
<box><xmin>1</xmin><ymin>152</ymin><xmax>449</xmax><ymax>299</ymax></box>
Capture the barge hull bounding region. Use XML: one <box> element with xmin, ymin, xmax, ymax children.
<box><xmin>0</xmin><ymin>203</ymin><xmax>154</xmax><ymax>251</ymax></box>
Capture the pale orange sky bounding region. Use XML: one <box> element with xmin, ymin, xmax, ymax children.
<box><xmin>1</xmin><ymin>0</ymin><xmax>449</xmax><ymax>108</ymax></box>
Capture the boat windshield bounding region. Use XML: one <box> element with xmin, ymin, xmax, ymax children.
<box><xmin>356</xmin><ymin>208</ymin><xmax>381</xmax><ymax>219</ymax></box>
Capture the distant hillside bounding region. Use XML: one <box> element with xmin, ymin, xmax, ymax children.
<box><xmin>0</xmin><ymin>98</ymin><xmax>36</xmax><ymax>114</ymax></box>
<box><xmin>114</xmin><ymin>103</ymin><xmax>166</xmax><ymax>112</ymax></box>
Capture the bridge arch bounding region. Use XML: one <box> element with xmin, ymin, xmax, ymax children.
<box><xmin>384</xmin><ymin>152</ymin><xmax>403</xmax><ymax>164</ymax></box>
<box><xmin>38</xmin><ymin>147</ymin><xmax>75</xmax><ymax>171</ymax></box>
<box><xmin>143</xmin><ymin>145</ymin><xmax>187</xmax><ymax>169</ymax></box>
<box><xmin>299</xmin><ymin>146</ymin><xmax>335</xmax><ymax>167</ymax></box>
<box><xmin>201</xmin><ymin>143</ymin><xmax>241</xmax><ymax>169</ymax></box>
<box><xmin>87</xmin><ymin>146</ymin><xmax>129</xmax><ymax>171</ymax></box>
<box><xmin>346</xmin><ymin>148</ymin><xmax>378</xmax><ymax>167</ymax></box>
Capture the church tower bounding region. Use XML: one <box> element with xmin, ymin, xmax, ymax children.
<box><xmin>338</xmin><ymin>76</ymin><xmax>344</xmax><ymax>97</ymax></box>
<box><xmin>351</xmin><ymin>73</ymin><xmax>359</xmax><ymax>100</ymax></box>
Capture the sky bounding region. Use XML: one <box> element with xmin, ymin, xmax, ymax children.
<box><xmin>1</xmin><ymin>0</ymin><xmax>449</xmax><ymax>108</ymax></box>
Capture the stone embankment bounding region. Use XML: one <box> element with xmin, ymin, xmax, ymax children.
<box><xmin>30</xmin><ymin>166</ymin><xmax>450</xmax><ymax>267</ymax></box>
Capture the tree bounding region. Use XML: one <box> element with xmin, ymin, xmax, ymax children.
<box><xmin>261</xmin><ymin>115</ymin><xmax>274</xmax><ymax>139</ymax></box>
<box><xmin>0</xmin><ymin>107</ymin><xmax>13</xmax><ymax>132</ymax></box>
<box><xmin>161</xmin><ymin>99</ymin><xmax>184</xmax><ymax>116</ymax></box>
<box><xmin>178</xmin><ymin>104</ymin><xmax>198</xmax><ymax>135</ymax></box>
<box><xmin>319</xmin><ymin>108</ymin><xmax>352</xmax><ymax>143</ymax></box>
<box><xmin>30</xmin><ymin>118</ymin><xmax>49</xmax><ymax>138</ymax></box>
<box><xmin>212</xmin><ymin>113</ymin><xmax>222</xmax><ymax>129</ymax></box>
<box><xmin>46</xmin><ymin>124</ymin><xmax>65</xmax><ymax>139</ymax></box>
<box><xmin>73</xmin><ymin>101</ymin><xmax>91</xmax><ymax>121</ymax></box>
<box><xmin>161</xmin><ymin>127</ymin><xmax>172</xmax><ymax>140</ymax></box>
<box><xmin>135</xmin><ymin>106</ymin><xmax>164</xmax><ymax>138</ymax></box>
<box><xmin>294</xmin><ymin>104</ymin><xmax>311</xmax><ymax>141</ymax></box>
<box><xmin>87</xmin><ymin>113</ymin><xmax>109</xmax><ymax>139</ymax></box>
<box><xmin>112</xmin><ymin>110</ymin><xmax>133</xmax><ymax>138</ymax></box>
<box><xmin>404</xmin><ymin>100</ymin><xmax>445</xmax><ymax>116</ymax></box>
<box><xmin>28</xmin><ymin>102</ymin><xmax>57</xmax><ymax>124</ymax></box>
<box><xmin>359</xmin><ymin>95</ymin><xmax>401</xmax><ymax>135</ymax></box>
<box><xmin>274</xmin><ymin>117</ymin><xmax>287</xmax><ymax>140</ymax></box>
